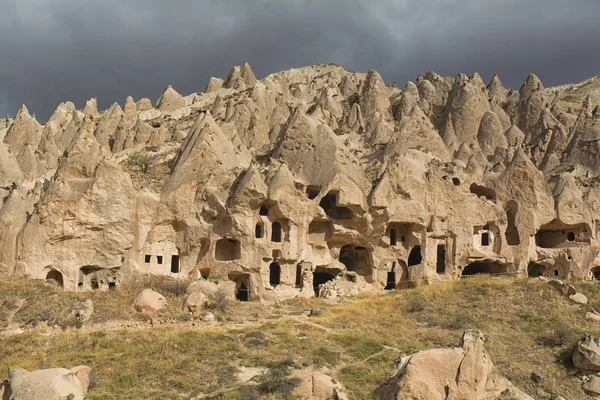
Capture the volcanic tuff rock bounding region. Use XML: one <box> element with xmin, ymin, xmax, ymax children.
<box><xmin>1</xmin><ymin>62</ymin><xmax>600</xmax><ymax>302</ymax></box>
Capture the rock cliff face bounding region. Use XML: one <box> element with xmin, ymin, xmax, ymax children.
<box><xmin>1</xmin><ymin>63</ymin><xmax>600</xmax><ymax>301</ymax></box>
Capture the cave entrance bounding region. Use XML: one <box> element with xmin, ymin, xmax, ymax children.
<box><xmin>319</xmin><ymin>191</ymin><xmax>353</xmax><ymax>219</ymax></box>
<box><xmin>269</xmin><ymin>262</ymin><xmax>281</xmax><ymax>286</ymax></box>
<box><xmin>505</xmin><ymin>201</ymin><xmax>520</xmax><ymax>245</ymax></box>
<box><xmin>313</xmin><ymin>269</ymin><xmax>336</xmax><ymax>296</ymax></box>
<box><xmin>461</xmin><ymin>261</ymin><xmax>507</xmax><ymax>277</ymax></box>
<box><xmin>408</xmin><ymin>246</ymin><xmax>422</xmax><ymax>267</ymax></box>
<box><xmin>45</xmin><ymin>269</ymin><xmax>64</xmax><ymax>288</ymax></box>
<box><xmin>215</xmin><ymin>238</ymin><xmax>241</xmax><ymax>261</ymax></box>
<box><xmin>385</xmin><ymin>262</ymin><xmax>396</xmax><ymax>290</ymax></box>
<box><xmin>436</xmin><ymin>244</ymin><xmax>446</xmax><ymax>274</ymax></box>
<box><xmin>527</xmin><ymin>262</ymin><xmax>546</xmax><ymax>278</ymax></box>
<box><xmin>592</xmin><ymin>267</ymin><xmax>600</xmax><ymax>281</ymax></box>
<box><xmin>339</xmin><ymin>244</ymin><xmax>372</xmax><ymax>276</ymax></box>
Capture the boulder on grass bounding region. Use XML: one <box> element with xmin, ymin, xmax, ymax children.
<box><xmin>573</xmin><ymin>335</ymin><xmax>600</xmax><ymax>372</ymax></box>
<box><xmin>5</xmin><ymin>365</ymin><xmax>91</xmax><ymax>400</ymax></box>
<box><xmin>133</xmin><ymin>289</ymin><xmax>166</xmax><ymax>313</ymax></box>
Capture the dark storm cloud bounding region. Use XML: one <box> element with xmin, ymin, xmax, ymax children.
<box><xmin>0</xmin><ymin>0</ymin><xmax>599</xmax><ymax>120</ymax></box>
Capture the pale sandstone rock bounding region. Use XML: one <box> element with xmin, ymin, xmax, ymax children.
<box><xmin>292</xmin><ymin>368</ymin><xmax>346</xmax><ymax>400</ymax></box>
<box><xmin>156</xmin><ymin>85</ymin><xmax>186</xmax><ymax>112</ymax></box>
<box><xmin>380</xmin><ymin>330</ymin><xmax>531</xmax><ymax>400</ymax></box>
<box><xmin>570</xmin><ymin>292</ymin><xmax>588</xmax><ymax>304</ymax></box>
<box><xmin>1</xmin><ymin>63</ymin><xmax>600</xmax><ymax>304</ymax></box>
<box><xmin>6</xmin><ymin>366</ymin><xmax>89</xmax><ymax>400</ymax></box>
<box><xmin>133</xmin><ymin>289</ymin><xmax>166</xmax><ymax>312</ymax></box>
<box><xmin>183</xmin><ymin>291</ymin><xmax>207</xmax><ymax>314</ymax></box>
<box><xmin>574</xmin><ymin>335</ymin><xmax>600</xmax><ymax>371</ymax></box>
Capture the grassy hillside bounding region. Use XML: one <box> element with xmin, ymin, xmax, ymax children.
<box><xmin>0</xmin><ymin>275</ymin><xmax>598</xmax><ymax>399</ymax></box>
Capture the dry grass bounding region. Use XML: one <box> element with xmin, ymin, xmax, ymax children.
<box><xmin>0</xmin><ymin>275</ymin><xmax>599</xmax><ymax>399</ymax></box>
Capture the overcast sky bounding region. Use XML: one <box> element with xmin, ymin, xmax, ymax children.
<box><xmin>0</xmin><ymin>0</ymin><xmax>598</xmax><ymax>121</ymax></box>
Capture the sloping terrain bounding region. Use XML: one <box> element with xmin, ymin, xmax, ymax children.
<box><xmin>0</xmin><ymin>275</ymin><xmax>598</xmax><ymax>399</ymax></box>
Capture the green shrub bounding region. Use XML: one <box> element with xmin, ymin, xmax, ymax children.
<box><xmin>408</xmin><ymin>295</ymin><xmax>427</xmax><ymax>313</ymax></box>
<box><xmin>252</xmin><ymin>367</ymin><xmax>301</xmax><ymax>398</ymax></box>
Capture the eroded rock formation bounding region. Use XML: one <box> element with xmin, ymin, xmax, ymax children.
<box><xmin>1</xmin><ymin>63</ymin><xmax>600</xmax><ymax>301</ymax></box>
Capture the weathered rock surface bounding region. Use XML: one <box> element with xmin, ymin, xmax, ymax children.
<box><xmin>1</xmin><ymin>62</ymin><xmax>600</xmax><ymax>303</ymax></box>
<box><xmin>4</xmin><ymin>365</ymin><xmax>90</xmax><ymax>400</ymax></box>
<box><xmin>292</xmin><ymin>368</ymin><xmax>347</xmax><ymax>400</ymax></box>
<box><xmin>133</xmin><ymin>289</ymin><xmax>166</xmax><ymax>312</ymax></box>
<box><xmin>379</xmin><ymin>330</ymin><xmax>533</xmax><ymax>400</ymax></box>
<box><xmin>573</xmin><ymin>335</ymin><xmax>600</xmax><ymax>372</ymax></box>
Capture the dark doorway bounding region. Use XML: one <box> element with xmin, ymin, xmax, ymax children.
<box><xmin>390</xmin><ymin>229</ymin><xmax>397</xmax><ymax>246</ymax></box>
<box><xmin>255</xmin><ymin>223</ymin><xmax>263</xmax><ymax>239</ymax></box>
<box><xmin>269</xmin><ymin>262</ymin><xmax>281</xmax><ymax>286</ymax></box>
<box><xmin>527</xmin><ymin>262</ymin><xmax>545</xmax><ymax>278</ymax></box>
<box><xmin>295</xmin><ymin>264</ymin><xmax>303</xmax><ymax>287</ymax></box>
<box><xmin>171</xmin><ymin>255</ymin><xmax>180</xmax><ymax>273</ymax></box>
<box><xmin>505</xmin><ymin>201</ymin><xmax>520</xmax><ymax>245</ymax></box>
<box><xmin>408</xmin><ymin>246</ymin><xmax>422</xmax><ymax>266</ymax></box>
<box><xmin>236</xmin><ymin>282</ymin><xmax>249</xmax><ymax>301</ymax></box>
<box><xmin>313</xmin><ymin>271</ymin><xmax>336</xmax><ymax>296</ymax></box>
<box><xmin>593</xmin><ymin>267</ymin><xmax>600</xmax><ymax>281</ymax></box>
<box><xmin>481</xmin><ymin>232</ymin><xmax>489</xmax><ymax>246</ymax></box>
<box><xmin>436</xmin><ymin>245</ymin><xmax>446</xmax><ymax>274</ymax></box>
<box><xmin>385</xmin><ymin>263</ymin><xmax>396</xmax><ymax>290</ymax></box>
<box><xmin>272</xmin><ymin>222</ymin><xmax>282</xmax><ymax>242</ymax></box>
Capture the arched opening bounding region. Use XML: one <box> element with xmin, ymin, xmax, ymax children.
<box><xmin>436</xmin><ymin>244</ymin><xmax>446</xmax><ymax>274</ymax></box>
<box><xmin>295</xmin><ymin>264</ymin><xmax>303</xmax><ymax>287</ymax></box>
<box><xmin>592</xmin><ymin>267</ymin><xmax>600</xmax><ymax>281</ymax></box>
<box><xmin>313</xmin><ymin>269</ymin><xmax>336</xmax><ymax>296</ymax></box>
<box><xmin>259</xmin><ymin>204</ymin><xmax>269</xmax><ymax>216</ymax></box>
<box><xmin>408</xmin><ymin>246</ymin><xmax>422</xmax><ymax>267</ymax></box>
<box><xmin>45</xmin><ymin>269</ymin><xmax>64</xmax><ymax>288</ymax></box>
<box><xmin>269</xmin><ymin>262</ymin><xmax>281</xmax><ymax>286</ymax></box>
<box><xmin>215</xmin><ymin>238</ymin><xmax>241</xmax><ymax>261</ymax></box>
<box><xmin>271</xmin><ymin>222</ymin><xmax>282</xmax><ymax>242</ymax></box>
<box><xmin>385</xmin><ymin>262</ymin><xmax>396</xmax><ymax>290</ymax></box>
<box><xmin>255</xmin><ymin>223</ymin><xmax>264</xmax><ymax>239</ymax></box>
<box><xmin>339</xmin><ymin>244</ymin><xmax>372</xmax><ymax>276</ymax></box>
<box><xmin>505</xmin><ymin>201</ymin><xmax>520</xmax><ymax>245</ymax></box>
<box><xmin>452</xmin><ymin>177</ymin><xmax>461</xmax><ymax>186</ymax></box>
<box><xmin>461</xmin><ymin>261</ymin><xmax>507</xmax><ymax>277</ymax></box>
<box><xmin>568</xmin><ymin>232</ymin><xmax>575</xmax><ymax>241</ymax></box>
<box><xmin>230</xmin><ymin>274</ymin><xmax>250</xmax><ymax>301</ymax></box>
<box><xmin>319</xmin><ymin>191</ymin><xmax>353</xmax><ymax>219</ymax></box>
<box><xmin>527</xmin><ymin>262</ymin><xmax>546</xmax><ymax>278</ymax></box>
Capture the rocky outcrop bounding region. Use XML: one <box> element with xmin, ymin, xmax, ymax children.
<box><xmin>573</xmin><ymin>335</ymin><xmax>600</xmax><ymax>372</ymax></box>
<box><xmin>1</xmin><ymin>63</ymin><xmax>600</xmax><ymax>303</ymax></box>
<box><xmin>379</xmin><ymin>330</ymin><xmax>533</xmax><ymax>400</ymax></box>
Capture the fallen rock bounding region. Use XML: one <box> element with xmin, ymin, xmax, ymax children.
<box><xmin>199</xmin><ymin>311</ymin><xmax>215</xmax><ymax>322</ymax></box>
<box><xmin>586</xmin><ymin>309</ymin><xmax>600</xmax><ymax>323</ymax></box>
<box><xmin>569</xmin><ymin>292</ymin><xmax>588</xmax><ymax>304</ymax></box>
<box><xmin>133</xmin><ymin>289</ymin><xmax>166</xmax><ymax>313</ymax></box>
<box><xmin>183</xmin><ymin>291</ymin><xmax>207</xmax><ymax>314</ymax></box>
<box><xmin>584</xmin><ymin>374</ymin><xmax>600</xmax><ymax>396</ymax></box>
<box><xmin>292</xmin><ymin>368</ymin><xmax>347</xmax><ymax>400</ymax></box>
<box><xmin>573</xmin><ymin>335</ymin><xmax>600</xmax><ymax>371</ymax></box>
<box><xmin>70</xmin><ymin>299</ymin><xmax>94</xmax><ymax>322</ymax></box>
<box><xmin>379</xmin><ymin>330</ymin><xmax>533</xmax><ymax>400</ymax></box>
<box><xmin>5</xmin><ymin>365</ymin><xmax>90</xmax><ymax>400</ymax></box>
<box><xmin>0</xmin><ymin>327</ymin><xmax>24</xmax><ymax>336</ymax></box>
<box><xmin>530</xmin><ymin>371</ymin><xmax>544</xmax><ymax>383</ymax></box>
<box><xmin>186</xmin><ymin>279</ymin><xmax>236</xmax><ymax>300</ymax></box>
<box><xmin>309</xmin><ymin>308</ymin><xmax>327</xmax><ymax>317</ymax></box>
